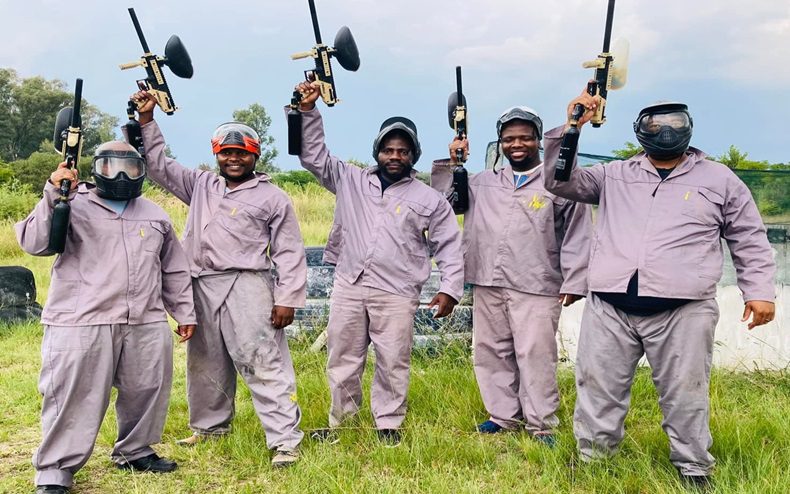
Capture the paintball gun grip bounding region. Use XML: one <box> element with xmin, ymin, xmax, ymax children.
<box><xmin>148</xmin><ymin>87</ymin><xmax>176</xmax><ymax>115</ymax></box>
<box><xmin>587</xmin><ymin>78</ymin><xmax>607</xmax><ymax>128</ymax></box>
<box><xmin>317</xmin><ymin>80</ymin><xmax>338</xmax><ymax>106</ymax></box>
<box><xmin>455</xmin><ymin>147</ymin><xmax>464</xmax><ymax>163</ymax></box>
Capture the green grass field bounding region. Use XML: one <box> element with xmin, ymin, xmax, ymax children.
<box><xmin>1</xmin><ymin>185</ymin><xmax>789</xmax><ymax>493</ymax></box>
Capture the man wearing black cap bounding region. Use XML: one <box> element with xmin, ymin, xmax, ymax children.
<box><xmin>290</xmin><ymin>80</ymin><xmax>464</xmax><ymax>446</ymax></box>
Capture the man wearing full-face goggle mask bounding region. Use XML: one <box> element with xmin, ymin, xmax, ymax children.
<box><xmin>542</xmin><ymin>89</ymin><xmax>776</xmax><ymax>487</ymax></box>
<box><xmin>16</xmin><ymin>140</ymin><xmax>197</xmax><ymax>491</ymax></box>
<box><xmin>91</xmin><ymin>144</ymin><xmax>147</xmax><ymax>201</ymax></box>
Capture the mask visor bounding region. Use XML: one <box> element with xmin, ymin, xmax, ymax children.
<box><xmin>92</xmin><ymin>156</ymin><xmax>146</xmax><ymax>180</ymax></box>
<box><xmin>637</xmin><ymin>112</ymin><xmax>690</xmax><ymax>133</ymax></box>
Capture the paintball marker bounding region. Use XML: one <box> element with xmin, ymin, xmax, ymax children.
<box><xmin>447</xmin><ymin>66</ymin><xmax>469</xmax><ymax>214</ymax></box>
<box><xmin>48</xmin><ymin>79</ymin><xmax>84</xmax><ymax>254</ymax></box>
<box><xmin>119</xmin><ymin>7</ymin><xmax>193</xmax><ymax>116</ymax></box>
<box><xmin>288</xmin><ymin>0</ymin><xmax>360</xmax><ymax>155</ymax></box>
<box><xmin>555</xmin><ymin>0</ymin><xmax>629</xmax><ymax>181</ymax></box>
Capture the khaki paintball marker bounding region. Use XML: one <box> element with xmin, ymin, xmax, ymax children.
<box><xmin>554</xmin><ymin>0</ymin><xmax>629</xmax><ymax>181</ymax></box>
<box><xmin>288</xmin><ymin>0</ymin><xmax>360</xmax><ymax>155</ymax></box>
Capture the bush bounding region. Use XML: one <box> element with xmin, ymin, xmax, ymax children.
<box><xmin>0</xmin><ymin>180</ymin><xmax>39</xmax><ymax>221</ymax></box>
<box><xmin>271</xmin><ymin>170</ymin><xmax>318</xmax><ymax>188</ymax></box>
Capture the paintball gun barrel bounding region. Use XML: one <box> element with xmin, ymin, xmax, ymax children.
<box><xmin>48</xmin><ymin>79</ymin><xmax>84</xmax><ymax>254</ymax></box>
<box><xmin>119</xmin><ymin>8</ymin><xmax>193</xmax><ymax>115</ymax></box>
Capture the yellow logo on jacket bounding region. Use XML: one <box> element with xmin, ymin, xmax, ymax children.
<box><xmin>527</xmin><ymin>194</ymin><xmax>547</xmax><ymax>210</ymax></box>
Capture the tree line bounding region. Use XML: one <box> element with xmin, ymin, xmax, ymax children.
<box><xmin>0</xmin><ymin>68</ymin><xmax>279</xmax><ymax>194</ymax></box>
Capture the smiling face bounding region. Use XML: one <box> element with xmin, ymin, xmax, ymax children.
<box><xmin>500</xmin><ymin>120</ymin><xmax>540</xmax><ymax>171</ymax></box>
<box><xmin>216</xmin><ymin>148</ymin><xmax>257</xmax><ymax>185</ymax></box>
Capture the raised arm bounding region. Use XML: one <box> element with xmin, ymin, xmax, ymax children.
<box><xmin>543</xmin><ymin>90</ymin><xmax>609</xmax><ymax>204</ymax></box>
<box><xmin>133</xmin><ymin>90</ymin><xmax>202</xmax><ymax>204</ymax></box>
<box><xmin>289</xmin><ymin>80</ymin><xmax>359</xmax><ymax>194</ymax></box>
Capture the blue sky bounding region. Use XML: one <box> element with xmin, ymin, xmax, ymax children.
<box><xmin>2</xmin><ymin>0</ymin><xmax>788</xmax><ymax>173</ymax></box>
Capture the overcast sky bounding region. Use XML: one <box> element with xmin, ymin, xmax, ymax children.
<box><xmin>2</xmin><ymin>0</ymin><xmax>788</xmax><ymax>172</ymax></box>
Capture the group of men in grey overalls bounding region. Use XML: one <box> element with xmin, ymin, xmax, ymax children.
<box><xmin>17</xmin><ymin>79</ymin><xmax>775</xmax><ymax>493</ymax></box>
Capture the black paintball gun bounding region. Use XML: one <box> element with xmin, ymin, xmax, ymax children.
<box><xmin>119</xmin><ymin>7</ymin><xmax>193</xmax><ymax>116</ymax></box>
<box><xmin>48</xmin><ymin>79</ymin><xmax>84</xmax><ymax>254</ymax></box>
<box><xmin>555</xmin><ymin>0</ymin><xmax>629</xmax><ymax>181</ymax></box>
<box><xmin>288</xmin><ymin>0</ymin><xmax>360</xmax><ymax>155</ymax></box>
<box><xmin>447</xmin><ymin>66</ymin><xmax>469</xmax><ymax>214</ymax></box>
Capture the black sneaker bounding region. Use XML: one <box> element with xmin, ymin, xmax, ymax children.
<box><xmin>116</xmin><ymin>453</ymin><xmax>178</xmax><ymax>473</ymax></box>
<box><xmin>35</xmin><ymin>486</ymin><xmax>69</xmax><ymax>494</ymax></box>
<box><xmin>680</xmin><ymin>474</ymin><xmax>712</xmax><ymax>491</ymax></box>
<box><xmin>377</xmin><ymin>429</ymin><xmax>402</xmax><ymax>447</ymax></box>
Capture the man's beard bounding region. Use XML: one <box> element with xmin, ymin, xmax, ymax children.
<box><xmin>378</xmin><ymin>162</ymin><xmax>412</xmax><ymax>182</ymax></box>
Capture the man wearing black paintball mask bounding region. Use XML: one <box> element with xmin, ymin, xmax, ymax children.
<box><xmin>543</xmin><ymin>92</ymin><xmax>776</xmax><ymax>488</ymax></box>
<box><xmin>17</xmin><ymin>141</ymin><xmax>196</xmax><ymax>493</ymax></box>
<box><xmin>92</xmin><ymin>144</ymin><xmax>147</xmax><ymax>201</ymax></box>
<box><xmin>634</xmin><ymin>101</ymin><xmax>693</xmax><ymax>165</ymax></box>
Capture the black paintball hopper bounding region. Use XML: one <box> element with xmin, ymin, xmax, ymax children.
<box><xmin>333</xmin><ymin>26</ymin><xmax>360</xmax><ymax>71</ymax></box>
<box><xmin>53</xmin><ymin>107</ymin><xmax>73</xmax><ymax>152</ymax></box>
<box><xmin>446</xmin><ymin>92</ymin><xmax>467</xmax><ymax>129</ymax></box>
<box><xmin>163</xmin><ymin>35</ymin><xmax>194</xmax><ymax>79</ymax></box>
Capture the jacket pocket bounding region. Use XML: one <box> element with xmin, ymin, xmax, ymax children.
<box><xmin>142</xmin><ymin>221</ymin><xmax>167</xmax><ymax>253</ymax></box>
<box><xmin>681</xmin><ymin>187</ymin><xmax>725</xmax><ymax>226</ymax></box>
<box><xmin>46</xmin><ymin>280</ymin><xmax>80</xmax><ymax>313</ymax></box>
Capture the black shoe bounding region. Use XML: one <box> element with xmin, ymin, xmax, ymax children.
<box><xmin>116</xmin><ymin>453</ymin><xmax>178</xmax><ymax>473</ymax></box>
<box><xmin>377</xmin><ymin>428</ymin><xmax>402</xmax><ymax>447</ymax></box>
<box><xmin>35</xmin><ymin>486</ymin><xmax>69</xmax><ymax>494</ymax></box>
<box><xmin>680</xmin><ymin>474</ymin><xmax>712</xmax><ymax>491</ymax></box>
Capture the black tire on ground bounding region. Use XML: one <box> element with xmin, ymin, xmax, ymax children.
<box><xmin>0</xmin><ymin>266</ymin><xmax>42</xmax><ymax>323</ymax></box>
<box><xmin>0</xmin><ymin>266</ymin><xmax>38</xmax><ymax>306</ymax></box>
